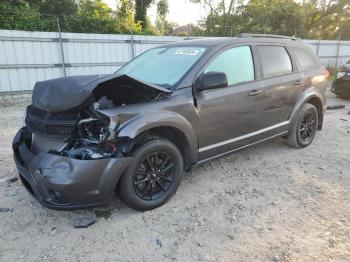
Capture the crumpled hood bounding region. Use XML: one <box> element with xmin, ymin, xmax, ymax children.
<box><xmin>32</xmin><ymin>74</ymin><xmax>171</xmax><ymax>112</ymax></box>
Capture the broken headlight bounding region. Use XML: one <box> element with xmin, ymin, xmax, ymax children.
<box><xmin>77</xmin><ymin>118</ymin><xmax>110</xmax><ymax>144</ymax></box>
<box><xmin>61</xmin><ymin>142</ymin><xmax>118</xmax><ymax>160</ymax></box>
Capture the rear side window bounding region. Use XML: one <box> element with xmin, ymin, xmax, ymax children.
<box><xmin>204</xmin><ymin>46</ymin><xmax>254</xmax><ymax>85</ymax></box>
<box><xmin>258</xmin><ymin>46</ymin><xmax>292</xmax><ymax>78</ymax></box>
<box><xmin>292</xmin><ymin>47</ymin><xmax>319</xmax><ymax>70</ymax></box>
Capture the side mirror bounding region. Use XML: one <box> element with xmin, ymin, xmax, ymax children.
<box><xmin>198</xmin><ymin>71</ymin><xmax>228</xmax><ymax>91</ymax></box>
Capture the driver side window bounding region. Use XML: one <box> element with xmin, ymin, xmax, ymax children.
<box><xmin>205</xmin><ymin>46</ymin><xmax>255</xmax><ymax>85</ymax></box>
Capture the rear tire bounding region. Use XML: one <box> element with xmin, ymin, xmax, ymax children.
<box><xmin>118</xmin><ymin>137</ymin><xmax>184</xmax><ymax>211</ymax></box>
<box><xmin>286</xmin><ymin>103</ymin><xmax>318</xmax><ymax>148</ymax></box>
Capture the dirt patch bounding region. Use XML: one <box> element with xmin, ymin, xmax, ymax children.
<box><xmin>0</xmin><ymin>93</ymin><xmax>31</xmax><ymax>108</ymax></box>
<box><xmin>0</xmin><ymin>90</ymin><xmax>349</xmax><ymax>261</ymax></box>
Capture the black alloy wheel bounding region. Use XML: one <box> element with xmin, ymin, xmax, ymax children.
<box><xmin>133</xmin><ymin>151</ymin><xmax>175</xmax><ymax>200</ymax></box>
<box><xmin>118</xmin><ymin>137</ymin><xmax>184</xmax><ymax>211</ymax></box>
<box><xmin>298</xmin><ymin>111</ymin><xmax>317</xmax><ymax>144</ymax></box>
<box><xmin>286</xmin><ymin>103</ymin><xmax>318</xmax><ymax>148</ymax></box>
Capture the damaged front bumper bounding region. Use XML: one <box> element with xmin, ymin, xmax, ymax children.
<box><xmin>12</xmin><ymin>127</ymin><xmax>133</xmax><ymax>210</ymax></box>
<box><xmin>331</xmin><ymin>78</ymin><xmax>350</xmax><ymax>96</ymax></box>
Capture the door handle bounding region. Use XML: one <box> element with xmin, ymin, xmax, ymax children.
<box><xmin>293</xmin><ymin>80</ymin><xmax>303</xmax><ymax>86</ymax></box>
<box><xmin>248</xmin><ymin>89</ymin><xmax>262</xmax><ymax>96</ymax></box>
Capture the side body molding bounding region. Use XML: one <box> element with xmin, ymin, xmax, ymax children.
<box><xmin>117</xmin><ymin>111</ymin><xmax>199</xmax><ymax>164</ymax></box>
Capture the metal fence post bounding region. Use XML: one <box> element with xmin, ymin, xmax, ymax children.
<box><xmin>335</xmin><ymin>27</ymin><xmax>342</xmax><ymax>68</ymax></box>
<box><xmin>335</xmin><ymin>40</ymin><xmax>341</xmax><ymax>68</ymax></box>
<box><xmin>56</xmin><ymin>17</ymin><xmax>66</xmax><ymax>77</ymax></box>
<box><xmin>130</xmin><ymin>33</ymin><xmax>135</xmax><ymax>59</ymax></box>
<box><xmin>316</xmin><ymin>39</ymin><xmax>320</xmax><ymax>56</ymax></box>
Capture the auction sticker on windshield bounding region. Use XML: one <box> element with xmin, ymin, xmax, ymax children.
<box><xmin>175</xmin><ymin>49</ymin><xmax>200</xmax><ymax>56</ymax></box>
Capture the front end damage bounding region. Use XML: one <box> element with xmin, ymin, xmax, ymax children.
<box><xmin>331</xmin><ymin>64</ymin><xmax>350</xmax><ymax>98</ymax></box>
<box><xmin>12</xmin><ymin>74</ymin><xmax>171</xmax><ymax>210</ymax></box>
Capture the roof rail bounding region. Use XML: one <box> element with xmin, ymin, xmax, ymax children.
<box><xmin>236</xmin><ymin>33</ymin><xmax>298</xmax><ymax>41</ymax></box>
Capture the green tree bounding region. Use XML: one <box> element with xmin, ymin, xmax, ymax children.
<box><xmin>191</xmin><ymin>0</ymin><xmax>350</xmax><ymax>39</ymax></box>
<box><xmin>37</xmin><ymin>0</ymin><xmax>78</xmax><ymax>16</ymax></box>
<box><xmin>0</xmin><ymin>0</ymin><xmax>57</xmax><ymax>31</ymax></box>
<box><xmin>134</xmin><ymin>0</ymin><xmax>172</xmax><ymax>33</ymax></box>
<box><xmin>155</xmin><ymin>0</ymin><xmax>171</xmax><ymax>34</ymax></box>
<box><xmin>301</xmin><ymin>0</ymin><xmax>350</xmax><ymax>39</ymax></box>
<box><xmin>157</xmin><ymin>0</ymin><xmax>168</xmax><ymax>18</ymax></box>
<box><xmin>78</xmin><ymin>0</ymin><xmax>112</xmax><ymax>18</ymax></box>
<box><xmin>63</xmin><ymin>0</ymin><xmax>141</xmax><ymax>34</ymax></box>
<box><xmin>190</xmin><ymin>0</ymin><xmax>246</xmax><ymax>36</ymax></box>
<box><xmin>115</xmin><ymin>0</ymin><xmax>142</xmax><ymax>33</ymax></box>
<box><xmin>134</xmin><ymin>0</ymin><xmax>153</xmax><ymax>28</ymax></box>
<box><xmin>241</xmin><ymin>0</ymin><xmax>303</xmax><ymax>36</ymax></box>
<box><xmin>62</xmin><ymin>0</ymin><xmax>115</xmax><ymax>33</ymax></box>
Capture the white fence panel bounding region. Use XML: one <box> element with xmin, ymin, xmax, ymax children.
<box><xmin>1</xmin><ymin>29</ymin><xmax>350</xmax><ymax>93</ymax></box>
<box><xmin>305</xmin><ymin>39</ymin><xmax>350</xmax><ymax>66</ymax></box>
<box><xmin>0</xmin><ymin>30</ymin><xmax>188</xmax><ymax>93</ymax></box>
<box><xmin>0</xmin><ymin>30</ymin><xmax>64</xmax><ymax>92</ymax></box>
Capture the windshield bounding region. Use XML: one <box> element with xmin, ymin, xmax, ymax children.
<box><xmin>118</xmin><ymin>46</ymin><xmax>206</xmax><ymax>89</ymax></box>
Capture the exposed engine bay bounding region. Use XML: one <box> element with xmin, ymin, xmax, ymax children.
<box><xmin>26</xmin><ymin>74</ymin><xmax>171</xmax><ymax>160</ymax></box>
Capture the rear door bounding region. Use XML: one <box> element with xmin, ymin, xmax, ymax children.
<box><xmin>290</xmin><ymin>46</ymin><xmax>325</xmax><ymax>98</ymax></box>
<box><xmin>254</xmin><ymin>45</ymin><xmax>304</xmax><ymax>127</ymax></box>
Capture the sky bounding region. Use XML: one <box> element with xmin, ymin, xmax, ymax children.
<box><xmin>103</xmin><ymin>0</ymin><xmax>207</xmax><ymax>26</ymax></box>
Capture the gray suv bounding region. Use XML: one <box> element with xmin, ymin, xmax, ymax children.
<box><xmin>13</xmin><ymin>34</ymin><xmax>328</xmax><ymax>211</ymax></box>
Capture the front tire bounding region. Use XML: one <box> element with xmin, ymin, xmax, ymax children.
<box><xmin>118</xmin><ymin>137</ymin><xmax>184</xmax><ymax>211</ymax></box>
<box><xmin>286</xmin><ymin>103</ymin><xmax>318</xmax><ymax>148</ymax></box>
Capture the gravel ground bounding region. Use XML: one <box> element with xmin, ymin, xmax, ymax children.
<box><xmin>0</xmin><ymin>89</ymin><xmax>349</xmax><ymax>262</ymax></box>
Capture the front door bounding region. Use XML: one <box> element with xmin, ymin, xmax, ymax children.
<box><xmin>195</xmin><ymin>45</ymin><xmax>268</xmax><ymax>160</ymax></box>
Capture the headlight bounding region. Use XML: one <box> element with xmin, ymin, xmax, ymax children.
<box><xmin>78</xmin><ymin>118</ymin><xmax>110</xmax><ymax>144</ymax></box>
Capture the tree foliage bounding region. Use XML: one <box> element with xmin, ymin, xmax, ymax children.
<box><xmin>0</xmin><ymin>0</ymin><xmax>142</xmax><ymax>34</ymax></box>
<box><xmin>155</xmin><ymin>0</ymin><xmax>173</xmax><ymax>35</ymax></box>
<box><xmin>134</xmin><ymin>0</ymin><xmax>153</xmax><ymax>28</ymax></box>
<box><xmin>191</xmin><ymin>0</ymin><xmax>350</xmax><ymax>40</ymax></box>
<box><xmin>0</xmin><ymin>0</ymin><xmax>349</xmax><ymax>39</ymax></box>
<box><xmin>0</xmin><ymin>0</ymin><xmax>173</xmax><ymax>35</ymax></box>
<box><xmin>134</xmin><ymin>0</ymin><xmax>171</xmax><ymax>34</ymax></box>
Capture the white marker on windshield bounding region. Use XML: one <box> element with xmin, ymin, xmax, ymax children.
<box><xmin>175</xmin><ymin>49</ymin><xmax>200</xmax><ymax>56</ymax></box>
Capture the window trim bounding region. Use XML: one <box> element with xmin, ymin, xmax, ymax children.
<box><xmin>193</xmin><ymin>43</ymin><xmax>257</xmax><ymax>92</ymax></box>
<box><xmin>254</xmin><ymin>44</ymin><xmax>295</xmax><ymax>80</ymax></box>
<box><xmin>290</xmin><ymin>47</ymin><xmax>320</xmax><ymax>71</ymax></box>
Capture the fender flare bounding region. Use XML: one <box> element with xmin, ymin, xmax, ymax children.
<box><xmin>289</xmin><ymin>87</ymin><xmax>325</xmax><ymax>127</ymax></box>
<box><xmin>116</xmin><ymin>111</ymin><xmax>198</xmax><ymax>164</ymax></box>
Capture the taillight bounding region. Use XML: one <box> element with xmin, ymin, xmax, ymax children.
<box><xmin>324</xmin><ymin>69</ymin><xmax>330</xmax><ymax>78</ymax></box>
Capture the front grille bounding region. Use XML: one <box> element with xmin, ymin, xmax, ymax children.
<box><xmin>26</xmin><ymin>118</ymin><xmax>45</xmax><ymax>133</ymax></box>
<box><xmin>49</xmin><ymin>112</ymin><xmax>79</xmax><ymax>121</ymax></box>
<box><xmin>46</xmin><ymin>125</ymin><xmax>75</xmax><ymax>136</ymax></box>
<box><xmin>26</xmin><ymin>105</ymin><xmax>79</xmax><ymax>137</ymax></box>
<box><xmin>27</xmin><ymin>105</ymin><xmax>46</xmax><ymax>120</ymax></box>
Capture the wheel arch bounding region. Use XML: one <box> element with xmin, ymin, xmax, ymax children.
<box><xmin>116</xmin><ymin>112</ymin><xmax>198</xmax><ymax>169</ymax></box>
<box><xmin>290</xmin><ymin>89</ymin><xmax>325</xmax><ymax>130</ymax></box>
<box><xmin>305</xmin><ymin>96</ymin><xmax>323</xmax><ymax>130</ymax></box>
